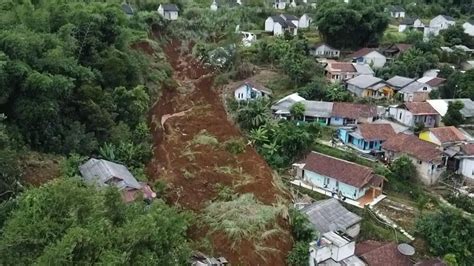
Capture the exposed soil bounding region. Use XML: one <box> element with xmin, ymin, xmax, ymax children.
<box><xmin>19</xmin><ymin>152</ymin><xmax>62</xmax><ymax>186</ymax></box>
<box><xmin>147</xmin><ymin>39</ymin><xmax>292</xmax><ymax>265</ymax></box>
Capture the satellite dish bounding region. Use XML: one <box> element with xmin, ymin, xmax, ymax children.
<box><xmin>397</xmin><ymin>243</ymin><xmax>415</xmax><ymax>256</ymax></box>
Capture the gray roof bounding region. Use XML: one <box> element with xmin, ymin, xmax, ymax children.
<box><xmin>441</xmin><ymin>15</ymin><xmax>455</xmax><ymax>21</ymax></box>
<box><xmin>352</xmin><ymin>64</ymin><xmax>374</xmax><ymax>75</ymax></box>
<box><xmin>281</xmin><ymin>14</ymin><xmax>299</xmax><ymax>21</ymax></box>
<box><xmin>400</xmin><ymin>17</ymin><xmax>418</xmax><ymax>25</ymax></box>
<box><xmin>386</xmin><ymin>75</ymin><xmax>415</xmax><ymax>89</ymax></box>
<box><xmin>346</xmin><ymin>75</ymin><xmax>383</xmax><ymax>89</ymax></box>
<box><xmin>79</xmin><ymin>158</ymin><xmax>141</xmax><ymax>190</ymax></box>
<box><xmin>161</xmin><ymin>4</ymin><xmax>179</xmax><ymax>12</ymax></box>
<box><xmin>302</xmin><ymin>101</ymin><xmax>334</xmax><ymax>118</ymax></box>
<box><xmin>121</xmin><ymin>3</ymin><xmax>134</xmax><ymax>15</ymax></box>
<box><xmin>301</xmin><ymin>198</ymin><xmax>362</xmax><ymax>234</ymax></box>
<box><xmin>399</xmin><ymin>81</ymin><xmax>430</xmax><ymax>93</ymax></box>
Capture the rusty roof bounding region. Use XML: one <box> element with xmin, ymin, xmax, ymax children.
<box><xmin>425</xmin><ymin>77</ymin><xmax>446</xmax><ymax>87</ymax></box>
<box><xmin>332</xmin><ymin>102</ymin><xmax>378</xmax><ymax>119</ymax></box>
<box><xmin>404</xmin><ymin>102</ymin><xmax>439</xmax><ymax>115</ymax></box>
<box><xmin>429</xmin><ymin>126</ymin><xmax>466</xmax><ymax>144</ymax></box>
<box><xmin>382</xmin><ymin>133</ymin><xmax>442</xmax><ymax>162</ymax></box>
<box><xmin>358</xmin><ymin>123</ymin><xmax>396</xmax><ymax>141</ymax></box>
<box><xmin>356</xmin><ymin>241</ymin><xmax>412</xmax><ymax>266</ymax></box>
<box><xmin>328</xmin><ymin>61</ymin><xmax>356</xmax><ymax>72</ymax></box>
<box><xmin>302</xmin><ymin>152</ymin><xmax>374</xmax><ymax>188</ymax></box>
<box><xmin>461</xmin><ymin>143</ymin><xmax>474</xmax><ymax>156</ymax></box>
<box><xmin>350</xmin><ymin>48</ymin><xmax>378</xmax><ymax>58</ymax></box>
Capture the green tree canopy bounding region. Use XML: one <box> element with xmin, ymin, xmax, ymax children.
<box><xmin>0</xmin><ymin>178</ymin><xmax>191</xmax><ymax>265</ymax></box>
<box><xmin>389</xmin><ymin>155</ymin><xmax>417</xmax><ymax>181</ymax></box>
<box><xmin>290</xmin><ymin>102</ymin><xmax>306</xmax><ymax>120</ymax></box>
<box><xmin>442</xmin><ymin>100</ymin><xmax>465</xmax><ymax>126</ymax></box>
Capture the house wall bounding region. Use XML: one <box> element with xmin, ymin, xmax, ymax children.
<box><xmin>274</xmin><ymin>2</ymin><xmax>286</xmax><ymax>9</ymax></box>
<box><xmin>333</xmin><ymin>241</ymin><xmax>356</xmax><ymax>262</ymax></box>
<box><xmin>399</xmin><ymin>24</ymin><xmax>408</xmax><ymax>32</ymax></box>
<box><xmin>385</xmin><ymin>152</ymin><xmax>443</xmax><ymax>185</ymax></box>
<box><xmin>157</xmin><ymin>6</ymin><xmax>164</xmax><ymax>16</ymax></box>
<box><xmin>347</xmin><ymin>84</ymin><xmax>364</xmax><ymax>97</ymax></box>
<box><xmin>346</xmin><ymin>224</ymin><xmax>360</xmax><ymax>238</ymax></box>
<box><xmin>413</xmin><ymin>115</ymin><xmax>437</xmax><ymax>128</ymax></box>
<box><xmin>463</xmin><ymin>22</ymin><xmax>474</xmax><ymax>36</ymax></box>
<box><xmin>414</xmin><ymin>19</ymin><xmax>425</xmax><ymax>28</ymax></box>
<box><xmin>274</xmin><ymin>23</ymin><xmax>283</xmax><ymax>36</ymax></box>
<box><xmin>459</xmin><ymin>157</ymin><xmax>474</xmax><ymax>181</ymax></box>
<box><xmin>234</xmin><ymin>84</ymin><xmax>265</xmax><ymax>101</ymax></box>
<box><xmin>265</xmin><ymin>17</ymin><xmax>274</xmax><ymax>32</ymax></box>
<box><xmin>338</xmin><ymin>128</ymin><xmax>351</xmax><ymax>143</ymax></box>
<box><xmin>327</xmin><ymin>71</ymin><xmax>356</xmax><ymax>82</ymax></box>
<box><xmin>391</xmin><ymin>108</ymin><xmax>414</xmax><ymax>126</ymax></box>
<box><xmin>299</xmin><ymin>15</ymin><xmax>311</xmax><ymax>28</ymax></box>
<box><xmin>362</xmin><ymin>51</ymin><xmax>386</xmax><ymax>68</ymax></box>
<box><xmin>304</xmin><ymin>170</ymin><xmax>367</xmax><ymax>200</ymax></box>
<box><xmin>163</xmin><ymin>11</ymin><xmax>178</xmax><ymax>20</ymax></box>
<box><xmin>309</xmin><ymin>239</ymin><xmax>356</xmax><ymax>265</ymax></box>
<box><xmin>311</xmin><ymin>45</ymin><xmax>340</xmax><ymax>58</ymax></box>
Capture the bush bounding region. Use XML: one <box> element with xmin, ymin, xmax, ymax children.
<box><xmin>192</xmin><ymin>130</ymin><xmax>219</xmax><ymax>146</ymax></box>
<box><xmin>289</xmin><ymin>208</ymin><xmax>316</xmax><ymax>242</ymax></box>
<box><xmin>446</xmin><ymin>193</ymin><xmax>474</xmax><ymax>213</ymax></box>
<box><xmin>287</xmin><ymin>241</ymin><xmax>310</xmax><ymax>266</ymax></box>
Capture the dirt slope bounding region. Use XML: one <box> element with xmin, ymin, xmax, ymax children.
<box><xmin>147</xmin><ymin>40</ymin><xmax>292</xmax><ymax>265</ymax></box>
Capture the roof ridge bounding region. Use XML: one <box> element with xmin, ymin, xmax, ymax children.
<box><xmin>310</xmin><ymin>151</ymin><xmax>373</xmax><ymax>171</ymax></box>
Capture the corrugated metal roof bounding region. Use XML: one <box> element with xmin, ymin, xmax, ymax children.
<box><xmin>346</xmin><ymin>75</ymin><xmax>383</xmax><ymax>89</ymax></box>
<box><xmin>301</xmin><ymin>198</ymin><xmax>362</xmax><ymax>234</ymax></box>
<box><xmin>79</xmin><ymin>158</ymin><xmax>142</xmax><ymax>190</ymax></box>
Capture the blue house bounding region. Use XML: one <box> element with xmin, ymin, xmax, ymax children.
<box><xmin>330</xmin><ymin>102</ymin><xmax>378</xmax><ymax>126</ymax></box>
<box><xmin>338</xmin><ymin>124</ymin><xmax>396</xmax><ymax>153</ymax></box>
<box><xmin>295</xmin><ymin>152</ymin><xmax>383</xmax><ymax>201</ymax></box>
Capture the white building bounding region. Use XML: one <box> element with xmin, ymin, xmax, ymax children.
<box><xmin>387</xmin><ymin>6</ymin><xmax>406</xmax><ymax>18</ymax></box>
<box><xmin>350</xmin><ymin>48</ymin><xmax>387</xmax><ymax>69</ymax></box>
<box><xmin>210</xmin><ymin>0</ymin><xmax>218</xmax><ymax>11</ymax></box>
<box><xmin>398</xmin><ymin>81</ymin><xmax>432</xmax><ymax>102</ymax></box>
<box><xmin>457</xmin><ymin>144</ymin><xmax>474</xmax><ymax>182</ymax></box>
<box><xmin>309</xmin><ymin>43</ymin><xmax>340</xmax><ymax>58</ymax></box>
<box><xmin>388</xmin><ymin>102</ymin><xmax>439</xmax><ymax>128</ymax></box>
<box><xmin>309</xmin><ymin>231</ymin><xmax>364</xmax><ymax>266</ymax></box>
<box><xmin>463</xmin><ymin>20</ymin><xmax>474</xmax><ymax>36</ymax></box>
<box><xmin>425</xmin><ymin>15</ymin><xmax>456</xmax><ymax>37</ymax></box>
<box><xmin>157</xmin><ymin>4</ymin><xmax>179</xmax><ymax>20</ymax></box>
<box><xmin>399</xmin><ymin>17</ymin><xmax>425</xmax><ymax>32</ymax></box>
<box><xmin>298</xmin><ymin>14</ymin><xmax>312</xmax><ymax>29</ymax></box>
<box><xmin>273</xmin><ymin>0</ymin><xmax>286</xmax><ymax>9</ymax></box>
<box><xmin>234</xmin><ymin>81</ymin><xmax>271</xmax><ymax>101</ymax></box>
<box><xmin>265</xmin><ymin>15</ymin><xmax>298</xmax><ymax>36</ymax></box>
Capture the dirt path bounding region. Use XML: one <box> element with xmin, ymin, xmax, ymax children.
<box><xmin>147</xmin><ymin>40</ymin><xmax>292</xmax><ymax>265</ymax></box>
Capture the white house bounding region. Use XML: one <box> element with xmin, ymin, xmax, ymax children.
<box><xmin>265</xmin><ymin>15</ymin><xmax>298</xmax><ymax>36</ymax></box>
<box><xmin>210</xmin><ymin>0</ymin><xmax>218</xmax><ymax>11</ymax></box>
<box><xmin>298</xmin><ymin>14</ymin><xmax>311</xmax><ymax>28</ymax></box>
<box><xmin>387</xmin><ymin>6</ymin><xmax>405</xmax><ymax>18</ymax></box>
<box><xmin>240</xmin><ymin>31</ymin><xmax>257</xmax><ymax>47</ymax></box>
<box><xmin>309</xmin><ymin>231</ymin><xmax>364</xmax><ymax>266</ymax></box>
<box><xmin>425</xmin><ymin>15</ymin><xmax>456</xmax><ymax>37</ymax></box>
<box><xmin>388</xmin><ymin>102</ymin><xmax>439</xmax><ymax>128</ymax></box>
<box><xmin>350</xmin><ymin>48</ymin><xmax>387</xmax><ymax>69</ymax></box>
<box><xmin>309</xmin><ymin>43</ymin><xmax>340</xmax><ymax>58</ymax></box>
<box><xmin>456</xmin><ymin>144</ymin><xmax>474</xmax><ymax>182</ymax></box>
<box><xmin>157</xmin><ymin>4</ymin><xmax>179</xmax><ymax>20</ymax></box>
<box><xmin>273</xmin><ymin>0</ymin><xmax>286</xmax><ymax>9</ymax></box>
<box><xmin>399</xmin><ymin>17</ymin><xmax>425</xmax><ymax>32</ymax></box>
<box><xmin>234</xmin><ymin>81</ymin><xmax>271</xmax><ymax>101</ymax></box>
<box><xmin>463</xmin><ymin>20</ymin><xmax>474</xmax><ymax>36</ymax></box>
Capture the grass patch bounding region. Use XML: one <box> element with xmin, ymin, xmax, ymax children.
<box><xmin>223</xmin><ymin>138</ymin><xmax>246</xmax><ymax>155</ymax></box>
<box><xmin>192</xmin><ymin>130</ymin><xmax>219</xmax><ymax>146</ymax></box>
<box><xmin>319</xmin><ymin>126</ymin><xmax>336</xmax><ymax>141</ymax></box>
<box><xmin>214</xmin><ymin>184</ymin><xmax>236</xmax><ymax>201</ymax></box>
<box><xmin>203</xmin><ymin>194</ymin><xmax>284</xmax><ymax>246</ymax></box>
<box><xmin>313</xmin><ymin>143</ymin><xmax>377</xmax><ymax>168</ymax></box>
<box><xmin>214</xmin><ymin>165</ymin><xmax>254</xmax><ymax>187</ymax></box>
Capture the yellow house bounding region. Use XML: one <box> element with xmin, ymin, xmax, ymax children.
<box><xmin>419</xmin><ymin>126</ymin><xmax>467</xmax><ymax>146</ymax></box>
<box><xmin>346</xmin><ymin>75</ymin><xmax>395</xmax><ymax>99</ymax></box>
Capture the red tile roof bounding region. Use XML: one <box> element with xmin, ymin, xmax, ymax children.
<box><xmin>302</xmin><ymin>152</ymin><xmax>375</xmax><ymax>188</ymax></box>
<box><xmin>332</xmin><ymin>102</ymin><xmax>378</xmax><ymax>119</ymax></box>
<box><xmin>382</xmin><ymin>133</ymin><xmax>442</xmax><ymax>162</ymax></box>
<box><xmin>394</xmin><ymin>43</ymin><xmax>412</xmax><ymax>53</ymax></box>
<box><xmin>351</xmin><ymin>48</ymin><xmax>377</xmax><ymax>58</ymax></box>
<box><xmin>358</xmin><ymin>124</ymin><xmax>396</xmax><ymax>141</ymax></box>
<box><xmin>425</xmin><ymin>77</ymin><xmax>446</xmax><ymax>87</ymax></box>
<box><xmin>356</xmin><ymin>241</ymin><xmax>412</xmax><ymax>266</ymax></box>
<box><xmin>404</xmin><ymin>102</ymin><xmax>439</xmax><ymax>115</ymax></box>
<box><xmin>429</xmin><ymin>126</ymin><xmax>466</xmax><ymax>144</ymax></box>
<box><xmin>461</xmin><ymin>143</ymin><xmax>474</xmax><ymax>156</ymax></box>
<box><xmin>415</xmin><ymin>258</ymin><xmax>446</xmax><ymax>266</ymax></box>
<box><xmin>330</xmin><ymin>62</ymin><xmax>356</xmax><ymax>72</ymax></box>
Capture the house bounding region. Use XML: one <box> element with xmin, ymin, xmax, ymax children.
<box><xmin>355</xmin><ymin>240</ymin><xmax>413</xmax><ymax>266</ymax></box>
<box><xmin>350</xmin><ymin>48</ymin><xmax>387</xmax><ymax>69</ymax></box>
<box><xmin>398</xmin><ymin>81</ymin><xmax>432</xmax><ymax>102</ymax></box>
<box><xmin>461</xmin><ymin>60</ymin><xmax>474</xmax><ymax>71</ymax></box>
<box><xmin>453</xmin><ymin>45</ymin><xmax>474</xmax><ymax>55</ymax></box>
<box><xmin>301</xmin><ymin>198</ymin><xmax>362</xmax><ymax>237</ymax></box>
<box><xmin>387</xmin><ymin>6</ymin><xmax>406</xmax><ymax>18</ymax></box>
<box><xmin>325</xmin><ymin>60</ymin><xmax>374</xmax><ymax>83</ymax></box>
<box><xmin>425</xmin><ymin>15</ymin><xmax>456</xmax><ymax>37</ymax></box>
<box><xmin>382</xmin><ymin>133</ymin><xmax>444</xmax><ymax>185</ymax></box>
<box><xmin>121</xmin><ymin>3</ymin><xmax>134</xmax><ymax>17</ymax></box>
<box><xmin>309</xmin><ymin>43</ymin><xmax>340</xmax><ymax>58</ymax></box>
<box><xmin>417</xmin><ymin>76</ymin><xmax>446</xmax><ymax>90</ymax></box>
<box><xmin>271</xmin><ymin>95</ymin><xmax>334</xmax><ymax>124</ymax></box>
<box><xmin>399</xmin><ymin>17</ymin><xmax>425</xmax><ymax>32</ymax></box>
<box><xmin>463</xmin><ymin>20</ymin><xmax>474</xmax><ymax>36</ymax></box>
<box><xmin>79</xmin><ymin>158</ymin><xmax>156</xmax><ymax>202</ymax></box>
<box><xmin>191</xmin><ymin>252</ymin><xmax>228</xmax><ymax>266</ymax></box>
<box><xmin>157</xmin><ymin>4</ymin><xmax>179</xmax><ymax>20</ymax></box>
<box><xmin>309</xmin><ymin>231</ymin><xmax>365</xmax><ymax>266</ymax></box>
<box><xmin>331</xmin><ymin>102</ymin><xmax>378</xmax><ymax>126</ymax></box>
<box><xmin>298</xmin><ymin>14</ymin><xmax>311</xmax><ymax>28</ymax></box>
<box><xmin>240</xmin><ymin>31</ymin><xmax>257</xmax><ymax>47</ymax></box>
<box><xmin>427</xmin><ymin>98</ymin><xmax>474</xmax><ymax>124</ymax></box>
<box><xmin>455</xmin><ymin>143</ymin><xmax>474</xmax><ymax>182</ymax></box>
<box><xmin>234</xmin><ymin>80</ymin><xmax>271</xmax><ymax>101</ymax></box>
<box><xmin>346</xmin><ymin>75</ymin><xmax>393</xmax><ymax>99</ymax></box>
<box><xmin>386</xmin><ymin>75</ymin><xmax>415</xmax><ymax>91</ymax></box>
<box><xmin>265</xmin><ymin>15</ymin><xmax>298</xmax><ymax>36</ymax></box>
<box><xmin>388</xmin><ymin>102</ymin><xmax>440</xmax><ymax>128</ymax></box>
<box><xmin>295</xmin><ymin>152</ymin><xmax>384</xmax><ymax>201</ymax></box>
<box><xmin>419</xmin><ymin>126</ymin><xmax>466</xmax><ymax>147</ymax></box>
<box><xmin>382</xmin><ymin>43</ymin><xmax>412</xmax><ymax>58</ymax></box>
<box><xmin>210</xmin><ymin>0</ymin><xmax>218</xmax><ymax>11</ymax></box>
<box><xmin>338</xmin><ymin>123</ymin><xmax>396</xmax><ymax>153</ymax></box>
<box><xmin>273</xmin><ymin>0</ymin><xmax>286</xmax><ymax>10</ymax></box>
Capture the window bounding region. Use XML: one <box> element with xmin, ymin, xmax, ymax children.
<box><xmin>418</xmin><ymin>160</ymin><xmax>422</xmax><ymax>164</ymax></box>
<box><xmin>336</xmin><ymin>181</ymin><xmax>339</xmax><ymax>188</ymax></box>
<box><xmin>399</xmin><ymin>112</ymin><xmax>402</xmax><ymax>120</ymax></box>
<box><xmin>424</xmin><ymin>116</ymin><xmax>427</xmax><ymax>123</ymax></box>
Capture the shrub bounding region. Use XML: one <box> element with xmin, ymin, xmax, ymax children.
<box><xmin>192</xmin><ymin>130</ymin><xmax>219</xmax><ymax>146</ymax></box>
<box><xmin>287</xmin><ymin>241</ymin><xmax>310</xmax><ymax>266</ymax></box>
<box><xmin>224</xmin><ymin>138</ymin><xmax>246</xmax><ymax>155</ymax></box>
